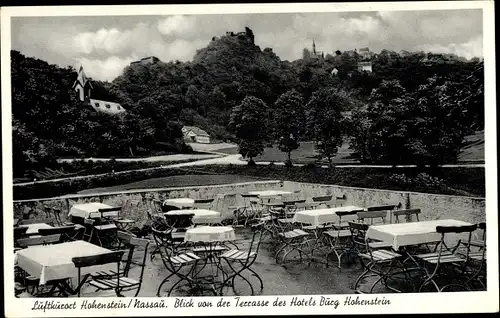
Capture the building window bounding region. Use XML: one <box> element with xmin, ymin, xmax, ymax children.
<box><xmin>105</xmin><ymin>104</ymin><xmax>111</xmax><ymax>109</ymax></box>
<box><xmin>95</xmin><ymin>103</ymin><xmax>100</xmax><ymax>107</ymax></box>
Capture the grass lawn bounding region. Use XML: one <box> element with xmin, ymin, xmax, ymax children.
<box><xmin>218</xmin><ymin>131</ymin><xmax>485</xmax><ymax>164</ymax></box>
<box><xmin>218</xmin><ymin>141</ymin><xmax>357</xmax><ymax>164</ymax></box>
<box><xmin>77</xmin><ymin>174</ymin><xmax>263</xmax><ymax>195</ymax></box>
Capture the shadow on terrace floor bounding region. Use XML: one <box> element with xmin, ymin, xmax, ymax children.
<box><xmin>77</xmin><ymin>227</ymin><xmax>363</xmax><ymax>297</ymax></box>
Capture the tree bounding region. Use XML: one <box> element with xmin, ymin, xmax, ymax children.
<box><xmin>305</xmin><ymin>88</ymin><xmax>347</xmax><ymax>167</ymax></box>
<box><xmin>349</xmin><ymin>76</ymin><xmax>473</xmax><ymax>166</ymax></box>
<box><xmin>273</xmin><ymin>89</ymin><xmax>305</xmax><ymax>165</ymax></box>
<box><xmin>229</xmin><ymin>96</ymin><xmax>270</xmax><ymax>165</ymax></box>
<box><xmin>302</xmin><ymin>48</ymin><xmax>312</xmax><ymax>60</ymax></box>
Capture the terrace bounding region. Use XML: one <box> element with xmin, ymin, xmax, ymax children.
<box><xmin>12</xmin><ymin>180</ymin><xmax>486</xmax><ymax>298</ymax></box>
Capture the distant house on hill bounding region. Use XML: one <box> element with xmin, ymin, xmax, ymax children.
<box><xmin>73</xmin><ymin>66</ymin><xmax>126</xmax><ymax>115</ymax></box>
<box><xmin>182</xmin><ymin>126</ymin><xmax>211</xmax><ymax>144</ymax></box>
<box><xmin>130</xmin><ymin>56</ymin><xmax>160</xmax><ymax>66</ymax></box>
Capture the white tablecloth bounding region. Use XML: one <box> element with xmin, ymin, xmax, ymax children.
<box><xmin>68</xmin><ymin>203</ymin><xmax>113</xmax><ymax>219</ymax></box>
<box><xmin>165</xmin><ymin>209</ymin><xmax>221</xmax><ymax>224</ymax></box>
<box><xmin>366</xmin><ymin>219</ymin><xmax>473</xmax><ymax>250</ymax></box>
<box><xmin>163</xmin><ymin>198</ymin><xmax>195</xmax><ymax>209</ymax></box>
<box><xmin>185</xmin><ymin>226</ymin><xmax>236</xmax><ymax>243</ymax></box>
<box><xmin>15</xmin><ymin>241</ymin><xmax>115</xmax><ymax>284</ymax></box>
<box><xmin>292</xmin><ymin>206</ymin><xmax>365</xmax><ymax>226</ymax></box>
<box><xmin>20</xmin><ymin>223</ymin><xmax>54</xmax><ymax>235</ymax></box>
<box><xmin>248</xmin><ymin>190</ymin><xmax>293</xmax><ymax>198</ymax></box>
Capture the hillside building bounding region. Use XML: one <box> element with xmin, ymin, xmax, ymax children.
<box><xmin>130</xmin><ymin>56</ymin><xmax>160</xmax><ymax>66</ymax></box>
<box><xmin>356</xmin><ymin>47</ymin><xmax>373</xmax><ymax>73</ymax></box>
<box><xmin>182</xmin><ymin>126</ymin><xmax>211</xmax><ymax>144</ymax></box>
<box><xmin>72</xmin><ymin>66</ymin><xmax>126</xmax><ymax>115</ymax></box>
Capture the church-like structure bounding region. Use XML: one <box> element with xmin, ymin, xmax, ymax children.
<box><xmin>72</xmin><ymin>66</ymin><xmax>125</xmax><ymax>115</ymax></box>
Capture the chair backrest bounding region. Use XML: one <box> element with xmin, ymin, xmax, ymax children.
<box><xmin>357</xmin><ymin>211</ymin><xmax>387</xmax><ymax>225</ymax></box>
<box><xmin>348</xmin><ymin>221</ymin><xmax>369</xmax><ymax>253</ymax></box>
<box><xmin>193</xmin><ymin>198</ymin><xmax>214</xmax><ymax>209</ymax></box>
<box><xmin>125</xmin><ymin>237</ymin><xmax>150</xmax><ymax>282</ymax></box>
<box><xmin>162</xmin><ymin>205</ymin><xmax>181</xmax><ymax>213</ymax></box>
<box><xmin>14</xmin><ymin>226</ymin><xmax>28</xmax><ymax>241</ymax></box>
<box><xmin>72</xmin><ymin>250</ymin><xmax>124</xmax><ymax>296</ymax></box>
<box><xmin>117</xmin><ymin>230</ymin><xmax>136</xmax><ymax>243</ymax></box>
<box><xmin>392</xmin><ymin>209</ymin><xmax>421</xmax><ymax>223</ymax></box>
<box><xmin>98</xmin><ymin>207</ymin><xmax>121</xmax><ymax>219</ymax></box>
<box><xmin>335</xmin><ymin>210</ymin><xmax>364</xmax><ymax>225</ymax></box>
<box><xmin>312</xmin><ymin>195</ymin><xmax>333</xmax><ymax>202</ymax></box>
<box><xmin>151</xmin><ymin>227</ymin><xmax>177</xmax><ymax>271</ymax></box>
<box><xmin>335</xmin><ymin>195</ymin><xmax>347</xmax><ymax>207</ymax></box>
<box><xmin>247</xmin><ymin>221</ymin><xmax>265</xmax><ymax>258</ymax></box>
<box><xmin>152</xmin><ymin>199</ymin><xmax>164</xmax><ymax>214</ymax></box>
<box><xmin>19</xmin><ymin>218</ymin><xmax>54</xmax><ymax>226</ymax></box>
<box><xmin>294</xmin><ymin>202</ymin><xmax>319</xmax><ymax>210</ymax></box>
<box><xmin>38</xmin><ymin>226</ymin><xmax>75</xmax><ymax>237</ymax></box>
<box><xmin>17</xmin><ymin>234</ymin><xmax>61</xmax><ymax>247</ymax></box>
<box><xmin>435</xmin><ymin>224</ymin><xmax>477</xmax><ymax>262</ymax></box>
<box><xmin>367</xmin><ymin>205</ymin><xmax>397</xmax><ymax>212</ymax></box>
<box><xmin>164</xmin><ymin>213</ymin><xmax>194</xmax><ymax>230</ymax></box>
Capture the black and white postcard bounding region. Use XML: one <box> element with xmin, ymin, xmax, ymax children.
<box><xmin>1</xmin><ymin>1</ymin><xmax>498</xmax><ymax>316</ymax></box>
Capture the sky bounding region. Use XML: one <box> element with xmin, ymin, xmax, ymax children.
<box><xmin>11</xmin><ymin>9</ymin><xmax>483</xmax><ymax>81</ymax></box>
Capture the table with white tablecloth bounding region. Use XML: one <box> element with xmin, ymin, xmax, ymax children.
<box><xmin>165</xmin><ymin>209</ymin><xmax>222</xmax><ymax>224</ymax></box>
<box><xmin>292</xmin><ymin>206</ymin><xmax>366</xmax><ymax>227</ymax></box>
<box><xmin>163</xmin><ymin>198</ymin><xmax>195</xmax><ymax>209</ymax></box>
<box><xmin>185</xmin><ymin>226</ymin><xmax>236</xmax><ymax>243</ymax></box>
<box><xmin>15</xmin><ymin>240</ymin><xmax>114</xmax><ymax>285</ymax></box>
<box><xmin>68</xmin><ymin>202</ymin><xmax>114</xmax><ymax>219</ymax></box>
<box><xmin>366</xmin><ymin>219</ymin><xmax>474</xmax><ymax>251</ymax></box>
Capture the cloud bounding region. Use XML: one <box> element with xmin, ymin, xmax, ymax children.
<box><xmin>415</xmin><ymin>35</ymin><xmax>483</xmax><ymax>59</ymax></box>
<box><xmin>78</xmin><ymin>56</ymin><xmax>135</xmax><ymax>81</ymax></box>
<box><xmin>11</xmin><ymin>10</ymin><xmax>483</xmax><ymax>81</ymax></box>
<box><xmin>157</xmin><ymin>15</ymin><xmax>195</xmax><ymax>36</ymax></box>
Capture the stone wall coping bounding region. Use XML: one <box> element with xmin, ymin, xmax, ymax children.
<box><xmin>282</xmin><ymin>181</ymin><xmax>485</xmax><ymax>200</ymax></box>
<box><xmin>13</xmin><ymin>180</ymin><xmax>283</xmax><ymax>203</ymax></box>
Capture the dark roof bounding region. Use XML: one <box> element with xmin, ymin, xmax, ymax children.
<box><xmin>182</xmin><ymin>126</ymin><xmax>209</xmax><ymax>137</ymax></box>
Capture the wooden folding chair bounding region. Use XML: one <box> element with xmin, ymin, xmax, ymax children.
<box><xmin>16</xmin><ymin>234</ymin><xmax>64</xmax><ymax>295</ymax></box>
<box><xmin>17</xmin><ymin>234</ymin><xmax>61</xmax><ymax>248</ymax></box>
<box><xmin>193</xmin><ymin>198</ymin><xmax>215</xmax><ymax>209</ymax></box>
<box><xmin>464</xmin><ymin>222</ymin><xmax>486</xmax><ymax>290</ymax></box>
<box><xmin>323</xmin><ymin>210</ymin><xmax>363</xmax><ymax>268</ymax></box>
<box><xmin>89</xmin><ymin>236</ymin><xmax>150</xmax><ymax>297</ymax></box>
<box><xmin>415</xmin><ymin>224</ymin><xmax>477</xmax><ymax>292</ymax></box>
<box><xmin>72</xmin><ymin>251</ymin><xmax>125</xmax><ymax>297</ymax></box>
<box><xmin>14</xmin><ymin>227</ymin><xmax>28</xmax><ymax>242</ymax></box>
<box><xmin>39</xmin><ymin>225</ymin><xmax>82</xmax><ymax>242</ymax></box>
<box><xmin>367</xmin><ymin>204</ymin><xmax>399</xmax><ymax>223</ymax></box>
<box><xmin>153</xmin><ymin>228</ymin><xmax>203</xmax><ymax>297</ymax></box>
<box><xmin>349</xmin><ymin>221</ymin><xmax>405</xmax><ymax>294</ymax></box>
<box><xmin>357</xmin><ymin>211</ymin><xmax>388</xmax><ymax>225</ymax></box>
<box><xmin>392</xmin><ymin>209</ymin><xmax>421</xmax><ymax>223</ymax></box>
<box><xmin>312</xmin><ymin>195</ymin><xmax>335</xmax><ymax>208</ymax></box>
<box><xmin>219</xmin><ymin>222</ymin><xmax>265</xmax><ymax>296</ymax></box>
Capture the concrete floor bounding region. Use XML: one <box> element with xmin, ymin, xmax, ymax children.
<box><xmin>78</xmin><ymin>227</ymin><xmax>366</xmax><ymax>297</ymax></box>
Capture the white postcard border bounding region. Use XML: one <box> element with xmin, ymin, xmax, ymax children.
<box><xmin>2</xmin><ymin>1</ymin><xmax>498</xmax><ymax>316</ymax></box>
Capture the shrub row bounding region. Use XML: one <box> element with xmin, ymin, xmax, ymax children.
<box><xmin>194</xmin><ymin>164</ymin><xmax>485</xmax><ymax>197</ymax></box>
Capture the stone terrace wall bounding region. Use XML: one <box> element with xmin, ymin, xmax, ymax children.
<box><xmin>283</xmin><ymin>181</ymin><xmax>486</xmax><ymax>224</ymax></box>
<box><xmin>12</xmin><ymin>179</ymin><xmax>486</xmax><ymax>228</ymax></box>
<box><xmin>12</xmin><ymin>180</ymin><xmax>283</xmax><ymax>227</ymax></box>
